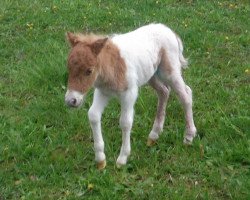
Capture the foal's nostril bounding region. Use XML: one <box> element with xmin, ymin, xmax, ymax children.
<box><xmin>70</xmin><ymin>98</ymin><xmax>77</xmax><ymax>106</ymax></box>
<box><xmin>65</xmin><ymin>90</ymin><xmax>85</xmax><ymax>108</ymax></box>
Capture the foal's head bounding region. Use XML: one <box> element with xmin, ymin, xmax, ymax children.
<box><xmin>65</xmin><ymin>32</ymin><xmax>108</xmax><ymax>107</ymax></box>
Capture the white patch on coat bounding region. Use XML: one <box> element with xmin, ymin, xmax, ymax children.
<box><xmin>111</xmin><ymin>24</ymin><xmax>181</xmax><ymax>87</ymax></box>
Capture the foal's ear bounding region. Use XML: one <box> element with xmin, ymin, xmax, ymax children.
<box><xmin>66</xmin><ymin>32</ymin><xmax>79</xmax><ymax>47</ymax></box>
<box><xmin>90</xmin><ymin>38</ymin><xmax>108</xmax><ymax>56</ymax></box>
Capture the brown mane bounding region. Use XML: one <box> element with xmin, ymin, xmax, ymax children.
<box><xmin>74</xmin><ymin>33</ymin><xmax>105</xmax><ymax>44</ymax></box>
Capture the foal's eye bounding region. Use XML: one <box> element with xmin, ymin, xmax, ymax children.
<box><xmin>85</xmin><ymin>68</ymin><xmax>93</xmax><ymax>76</ymax></box>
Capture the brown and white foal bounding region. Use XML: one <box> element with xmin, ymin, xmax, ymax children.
<box><xmin>65</xmin><ymin>24</ymin><xmax>197</xmax><ymax>169</ymax></box>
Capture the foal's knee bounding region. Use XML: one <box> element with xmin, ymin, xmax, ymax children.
<box><xmin>119</xmin><ymin>115</ymin><xmax>133</xmax><ymax>132</ymax></box>
<box><xmin>119</xmin><ymin>119</ymin><xmax>132</xmax><ymax>132</ymax></box>
<box><xmin>88</xmin><ymin>108</ymin><xmax>101</xmax><ymax>124</ymax></box>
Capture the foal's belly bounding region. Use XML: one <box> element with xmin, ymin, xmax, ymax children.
<box><xmin>136</xmin><ymin>64</ymin><xmax>156</xmax><ymax>86</ymax></box>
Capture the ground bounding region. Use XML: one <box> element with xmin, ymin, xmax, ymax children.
<box><xmin>0</xmin><ymin>0</ymin><xmax>249</xmax><ymax>199</ymax></box>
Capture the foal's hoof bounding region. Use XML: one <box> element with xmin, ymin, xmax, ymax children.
<box><xmin>97</xmin><ymin>160</ymin><xmax>106</xmax><ymax>170</ymax></box>
<box><xmin>147</xmin><ymin>138</ymin><xmax>156</xmax><ymax>147</ymax></box>
<box><xmin>116</xmin><ymin>157</ymin><xmax>127</xmax><ymax>168</ymax></box>
<box><xmin>116</xmin><ymin>163</ymin><xmax>124</xmax><ymax>169</ymax></box>
<box><xmin>184</xmin><ymin>128</ymin><xmax>197</xmax><ymax>145</ymax></box>
<box><xmin>183</xmin><ymin>136</ymin><xmax>194</xmax><ymax>145</ymax></box>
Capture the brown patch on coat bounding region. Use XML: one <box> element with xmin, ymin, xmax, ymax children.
<box><xmin>66</xmin><ymin>33</ymin><xmax>127</xmax><ymax>93</ymax></box>
<box><xmin>159</xmin><ymin>48</ymin><xmax>172</xmax><ymax>74</ymax></box>
<box><xmin>95</xmin><ymin>40</ymin><xmax>127</xmax><ymax>91</ymax></box>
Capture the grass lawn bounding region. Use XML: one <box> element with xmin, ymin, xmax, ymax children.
<box><xmin>0</xmin><ymin>0</ymin><xmax>249</xmax><ymax>199</ymax></box>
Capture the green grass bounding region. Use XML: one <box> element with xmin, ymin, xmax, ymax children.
<box><xmin>1</xmin><ymin>0</ymin><xmax>249</xmax><ymax>199</ymax></box>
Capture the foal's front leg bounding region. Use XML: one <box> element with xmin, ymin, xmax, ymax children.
<box><xmin>88</xmin><ymin>89</ymin><xmax>110</xmax><ymax>169</ymax></box>
<box><xmin>116</xmin><ymin>88</ymin><xmax>138</xmax><ymax>167</ymax></box>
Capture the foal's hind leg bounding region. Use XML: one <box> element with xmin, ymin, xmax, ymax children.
<box><xmin>147</xmin><ymin>76</ymin><xmax>170</xmax><ymax>146</ymax></box>
<box><xmin>162</xmin><ymin>72</ymin><xmax>197</xmax><ymax>144</ymax></box>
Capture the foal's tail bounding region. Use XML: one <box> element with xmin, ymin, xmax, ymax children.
<box><xmin>176</xmin><ymin>34</ymin><xmax>188</xmax><ymax>69</ymax></box>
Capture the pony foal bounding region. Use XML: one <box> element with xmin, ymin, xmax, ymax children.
<box><xmin>65</xmin><ymin>24</ymin><xmax>197</xmax><ymax>169</ymax></box>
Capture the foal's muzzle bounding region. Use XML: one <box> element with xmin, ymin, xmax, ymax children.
<box><xmin>65</xmin><ymin>90</ymin><xmax>85</xmax><ymax>108</ymax></box>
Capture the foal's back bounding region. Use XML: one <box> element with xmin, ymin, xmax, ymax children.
<box><xmin>111</xmin><ymin>24</ymin><xmax>180</xmax><ymax>87</ymax></box>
